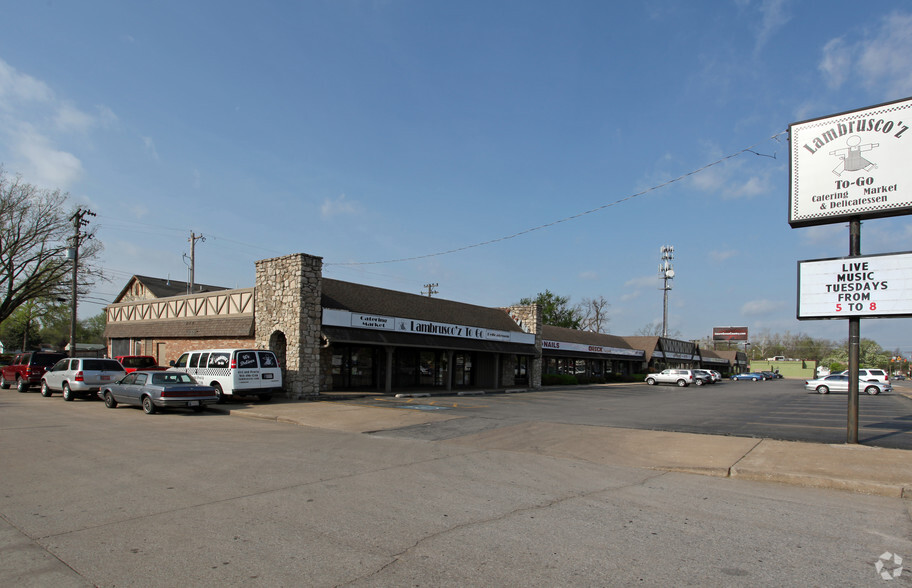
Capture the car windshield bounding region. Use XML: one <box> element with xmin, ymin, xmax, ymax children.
<box><xmin>151</xmin><ymin>373</ymin><xmax>196</xmax><ymax>385</ymax></box>
<box><xmin>121</xmin><ymin>357</ymin><xmax>157</xmax><ymax>368</ymax></box>
<box><xmin>83</xmin><ymin>359</ymin><xmax>125</xmax><ymax>371</ymax></box>
<box><xmin>33</xmin><ymin>354</ymin><xmax>64</xmax><ymax>366</ymax></box>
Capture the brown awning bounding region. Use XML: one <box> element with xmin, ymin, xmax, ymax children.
<box><xmin>322</xmin><ymin>326</ymin><xmax>536</xmax><ymax>355</ymax></box>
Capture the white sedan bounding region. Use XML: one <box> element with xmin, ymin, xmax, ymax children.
<box><xmin>804</xmin><ymin>374</ymin><xmax>892</xmax><ymax>395</ymax></box>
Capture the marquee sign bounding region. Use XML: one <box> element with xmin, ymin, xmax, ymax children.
<box><xmin>797</xmin><ymin>251</ymin><xmax>912</xmax><ymax>319</ymax></box>
<box><xmin>789</xmin><ymin>96</ymin><xmax>912</xmax><ymax>227</ymax></box>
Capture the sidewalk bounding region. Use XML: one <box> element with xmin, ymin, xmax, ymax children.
<box><xmin>210</xmin><ymin>392</ymin><xmax>912</xmax><ymax>499</ymax></box>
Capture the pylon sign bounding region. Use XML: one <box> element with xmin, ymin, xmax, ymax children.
<box><xmin>789</xmin><ymin>96</ymin><xmax>912</xmax><ymax>228</ymax></box>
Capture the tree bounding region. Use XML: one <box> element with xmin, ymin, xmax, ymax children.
<box><xmin>0</xmin><ymin>169</ymin><xmax>103</xmax><ymax>326</ymax></box>
<box><xmin>517</xmin><ymin>290</ymin><xmax>581</xmax><ymax>329</ymax></box>
<box><xmin>576</xmin><ymin>296</ymin><xmax>611</xmax><ymax>334</ymax></box>
<box><xmin>635</xmin><ymin>321</ymin><xmax>681</xmax><ymax>338</ymax></box>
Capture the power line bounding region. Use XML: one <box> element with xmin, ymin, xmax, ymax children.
<box><xmin>326</xmin><ymin>130</ymin><xmax>787</xmax><ymax>267</ymax></box>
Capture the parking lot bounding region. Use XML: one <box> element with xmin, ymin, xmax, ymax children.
<box><xmin>344</xmin><ymin>378</ymin><xmax>912</xmax><ymax>450</ymax></box>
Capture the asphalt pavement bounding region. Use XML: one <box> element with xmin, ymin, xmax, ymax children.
<box><xmin>210</xmin><ymin>384</ymin><xmax>912</xmax><ymax>499</ymax></box>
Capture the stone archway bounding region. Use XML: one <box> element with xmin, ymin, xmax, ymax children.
<box><xmin>269</xmin><ymin>330</ymin><xmax>288</xmax><ymax>392</ymax></box>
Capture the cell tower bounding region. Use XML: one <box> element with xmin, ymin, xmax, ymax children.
<box><xmin>658</xmin><ymin>245</ymin><xmax>675</xmax><ymax>338</ymax></box>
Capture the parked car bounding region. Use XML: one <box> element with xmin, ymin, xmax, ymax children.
<box><xmin>41</xmin><ymin>358</ymin><xmax>127</xmax><ymax>401</ymax></box>
<box><xmin>730</xmin><ymin>372</ymin><xmax>767</xmax><ymax>381</ymax></box>
<box><xmin>1</xmin><ymin>351</ymin><xmax>68</xmax><ymax>393</ymax></box>
<box><xmin>835</xmin><ymin>368</ymin><xmax>889</xmax><ymax>383</ymax></box>
<box><xmin>804</xmin><ymin>374</ymin><xmax>892</xmax><ymax>395</ymax></box>
<box><xmin>760</xmin><ymin>371</ymin><xmax>782</xmax><ymax>380</ymax></box>
<box><xmin>645</xmin><ymin>369</ymin><xmax>695</xmax><ymax>387</ymax></box>
<box><xmin>893</xmin><ymin>374</ymin><xmax>906</xmax><ymax>381</ymax></box>
<box><xmin>115</xmin><ymin>355</ymin><xmax>167</xmax><ymax>373</ymax></box>
<box><xmin>169</xmin><ymin>348</ymin><xmax>282</xmax><ymax>402</ymax></box>
<box><xmin>693</xmin><ymin>369</ymin><xmax>716</xmax><ymax>385</ymax></box>
<box><xmin>99</xmin><ymin>370</ymin><xmax>218</xmax><ymax>414</ymax></box>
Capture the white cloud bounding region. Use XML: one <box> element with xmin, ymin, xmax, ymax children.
<box><xmin>14</xmin><ymin>123</ymin><xmax>83</xmax><ymax>189</ymax></box>
<box><xmin>578</xmin><ymin>270</ymin><xmax>598</xmax><ymax>280</ymax></box>
<box><xmin>55</xmin><ymin>102</ymin><xmax>95</xmax><ymax>133</ymax></box>
<box><xmin>625</xmin><ymin>275</ymin><xmax>659</xmax><ymax>289</ymax></box>
<box><xmin>741</xmin><ymin>299</ymin><xmax>788</xmax><ymax>316</ymax></box>
<box><xmin>142</xmin><ymin>136</ymin><xmax>159</xmax><ymax>160</ymax></box>
<box><xmin>0</xmin><ymin>58</ymin><xmax>53</xmax><ymax>105</ymax></box>
<box><xmin>321</xmin><ymin>193</ymin><xmax>358</xmax><ymax>218</ymax></box>
<box><xmin>709</xmin><ymin>249</ymin><xmax>738</xmax><ymax>262</ymax></box>
<box><xmin>690</xmin><ymin>157</ymin><xmax>775</xmax><ymax>200</ymax></box>
<box><xmin>819</xmin><ymin>12</ymin><xmax>912</xmax><ymax>95</ymax></box>
<box><xmin>799</xmin><ymin>223</ymin><xmax>843</xmax><ymax>246</ymax></box>
<box><xmin>753</xmin><ymin>0</ymin><xmax>791</xmax><ymax>53</ymax></box>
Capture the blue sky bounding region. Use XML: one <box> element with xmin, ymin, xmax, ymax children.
<box><xmin>3</xmin><ymin>1</ymin><xmax>912</xmax><ymax>353</ymax></box>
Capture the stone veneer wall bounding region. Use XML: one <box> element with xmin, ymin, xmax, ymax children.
<box><xmin>255</xmin><ymin>253</ymin><xmax>323</xmax><ymax>398</ymax></box>
<box><xmin>504</xmin><ymin>304</ymin><xmax>542</xmax><ymax>389</ymax></box>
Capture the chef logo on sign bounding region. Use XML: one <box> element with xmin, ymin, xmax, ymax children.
<box><xmin>830</xmin><ymin>135</ymin><xmax>879</xmax><ymax>177</ymax></box>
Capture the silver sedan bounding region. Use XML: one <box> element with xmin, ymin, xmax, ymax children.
<box><xmin>804</xmin><ymin>374</ymin><xmax>892</xmax><ymax>395</ymax></box>
<box><xmin>98</xmin><ymin>371</ymin><xmax>218</xmax><ymax>414</ymax></box>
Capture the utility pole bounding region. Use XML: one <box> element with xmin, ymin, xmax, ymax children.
<box><xmin>68</xmin><ymin>208</ymin><xmax>95</xmax><ymax>358</ymax></box>
<box><xmin>186</xmin><ymin>232</ymin><xmax>206</xmax><ymax>293</ymax></box>
<box><xmin>658</xmin><ymin>245</ymin><xmax>675</xmax><ymax>338</ymax></box>
<box><xmin>423</xmin><ymin>283</ymin><xmax>439</xmax><ymax>297</ymax></box>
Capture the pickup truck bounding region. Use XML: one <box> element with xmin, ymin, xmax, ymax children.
<box><xmin>0</xmin><ymin>351</ymin><xmax>68</xmax><ymax>392</ymax></box>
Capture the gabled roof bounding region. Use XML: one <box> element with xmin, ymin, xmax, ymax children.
<box><xmin>321</xmin><ymin>278</ymin><xmax>525</xmax><ymax>333</ymax></box>
<box><xmin>621</xmin><ymin>336</ymin><xmax>661</xmax><ymax>361</ymax></box>
<box><xmin>113</xmin><ymin>275</ymin><xmax>230</xmax><ymax>303</ymax></box>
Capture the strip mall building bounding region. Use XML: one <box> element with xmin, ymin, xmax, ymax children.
<box><xmin>103</xmin><ymin>252</ymin><xmax>746</xmax><ymax>397</ymax></box>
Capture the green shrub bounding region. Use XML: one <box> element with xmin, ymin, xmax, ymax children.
<box><xmin>542</xmin><ymin>374</ymin><xmax>579</xmax><ymax>386</ymax></box>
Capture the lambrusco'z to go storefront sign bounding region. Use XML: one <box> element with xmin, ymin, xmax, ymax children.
<box><xmin>789</xmin><ymin>96</ymin><xmax>912</xmax><ymax>228</ymax></box>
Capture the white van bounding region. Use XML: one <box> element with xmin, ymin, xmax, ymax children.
<box><xmin>169</xmin><ymin>349</ymin><xmax>282</xmax><ymax>403</ymax></box>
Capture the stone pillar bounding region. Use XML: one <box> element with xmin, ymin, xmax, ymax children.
<box><xmin>505</xmin><ymin>304</ymin><xmax>542</xmax><ymax>389</ymax></box>
<box><xmin>255</xmin><ymin>253</ymin><xmax>323</xmax><ymax>398</ymax></box>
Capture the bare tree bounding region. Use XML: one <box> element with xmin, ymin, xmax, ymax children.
<box><xmin>0</xmin><ymin>169</ymin><xmax>103</xmax><ymax>326</ymax></box>
<box><xmin>576</xmin><ymin>296</ymin><xmax>611</xmax><ymax>333</ymax></box>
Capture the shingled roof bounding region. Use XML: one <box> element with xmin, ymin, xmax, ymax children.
<box><xmin>321</xmin><ymin>278</ymin><xmax>525</xmax><ymax>333</ymax></box>
<box><xmin>542</xmin><ymin>325</ymin><xmax>638</xmax><ymax>350</ymax></box>
<box><xmin>113</xmin><ymin>275</ymin><xmax>230</xmax><ymax>303</ymax></box>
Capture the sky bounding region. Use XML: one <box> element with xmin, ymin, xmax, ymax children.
<box><xmin>3</xmin><ymin>0</ymin><xmax>912</xmax><ymax>353</ymax></box>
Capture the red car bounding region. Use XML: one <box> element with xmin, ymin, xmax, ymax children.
<box><xmin>114</xmin><ymin>355</ymin><xmax>167</xmax><ymax>373</ymax></box>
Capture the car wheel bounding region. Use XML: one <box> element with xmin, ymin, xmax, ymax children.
<box><xmin>104</xmin><ymin>391</ymin><xmax>118</xmax><ymax>408</ymax></box>
<box><xmin>676</xmin><ymin>379</ymin><xmax>687</xmax><ymax>387</ymax></box>
<box><xmin>864</xmin><ymin>385</ymin><xmax>880</xmax><ymax>395</ymax></box>
<box><xmin>751</xmin><ymin>377</ymin><xmax>759</xmax><ymax>381</ymax></box>
<box><xmin>141</xmin><ymin>396</ymin><xmax>156</xmax><ymax>414</ymax></box>
<box><xmin>213</xmin><ymin>383</ymin><xmax>225</xmax><ymax>404</ymax></box>
<box><xmin>0</xmin><ymin>374</ymin><xmax>10</xmax><ymax>389</ymax></box>
<box><xmin>40</xmin><ymin>380</ymin><xmax>53</xmax><ymax>397</ymax></box>
<box><xmin>695</xmin><ymin>379</ymin><xmax>704</xmax><ymax>386</ymax></box>
<box><xmin>258</xmin><ymin>393</ymin><xmax>272</xmax><ymax>403</ymax></box>
<box><xmin>816</xmin><ymin>385</ymin><xmax>829</xmax><ymax>394</ymax></box>
<box><xmin>62</xmin><ymin>382</ymin><xmax>74</xmax><ymax>401</ymax></box>
<box><xmin>17</xmin><ymin>378</ymin><xmax>29</xmax><ymax>393</ymax></box>
<box><xmin>645</xmin><ymin>377</ymin><xmax>656</xmax><ymax>385</ymax></box>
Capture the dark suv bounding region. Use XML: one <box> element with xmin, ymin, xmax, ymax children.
<box><xmin>0</xmin><ymin>351</ymin><xmax>68</xmax><ymax>393</ymax></box>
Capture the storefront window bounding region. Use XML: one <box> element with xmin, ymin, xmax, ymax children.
<box><xmin>332</xmin><ymin>345</ymin><xmax>377</xmax><ymax>390</ymax></box>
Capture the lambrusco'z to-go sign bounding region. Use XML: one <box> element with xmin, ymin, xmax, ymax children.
<box><xmin>797</xmin><ymin>252</ymin><xmax>912</xmax><ymax>319</ymax></box>
<box><xmin>789</xmin><ymin>96</ymin><xmax>912</xmax><ymax>228</ymax></box>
